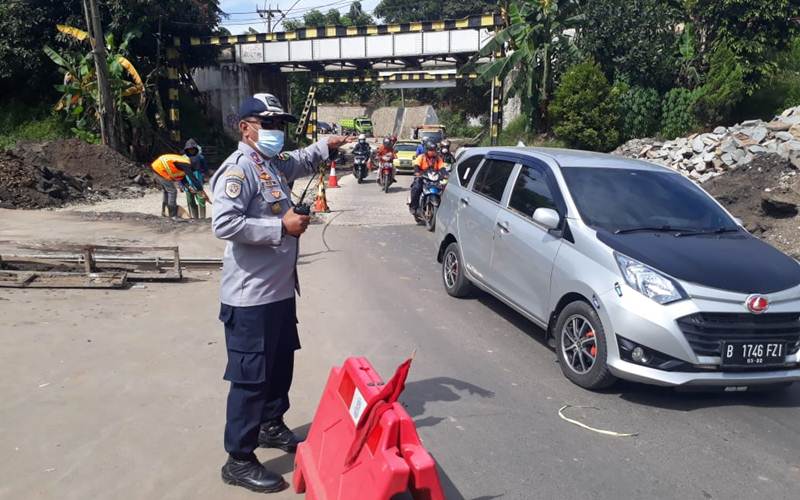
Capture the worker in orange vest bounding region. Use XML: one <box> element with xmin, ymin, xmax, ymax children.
<box><xmin>150</xmin><ymin>153</ymin><xmax>204</xmax><ymax>218</ymax></box>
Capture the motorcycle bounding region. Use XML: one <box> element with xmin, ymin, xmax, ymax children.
<box><xmin>413</xmin><ymin>169</ymin><xmax>448</xmax><ymax>231</ymax></box>
<box><xmin>353</xmin><ymin>154</ymin><xmax>368</xmax><ymax>184</ymax></box>
<box><xmin>376</xmin><ymin>153</ymin><xmax>395</xmax><ymax>193</ymax></box>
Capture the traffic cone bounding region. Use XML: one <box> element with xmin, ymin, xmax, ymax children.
<box><xmin>314</xmin><ymin>176</ymin><xmax>330</xmax><ymax>213</ymax></box>
<box><xmin>327</xmin><ymin>160</ymin><xmax>339</xmax><ymax>188</ymax></box>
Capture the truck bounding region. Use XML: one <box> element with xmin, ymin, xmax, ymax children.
<box><xmin>339</xmin><ymin>117</ymin><xmax>374</xmax><ymax>136</ymax></box>
<box><xmin>412</xmin><ymin>124</ymin><xmax>446</xmax><ymax>145</ymax></box>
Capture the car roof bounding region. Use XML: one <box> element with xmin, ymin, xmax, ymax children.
<box><xmin>458</xmin><ymin>146</ymin><xmax>674</xmax><ymax>173</ymax></box>
<box><xmin>396</xmin><ymin>141</ymin><xmax>418</xmax><ymax>145</ymax></box>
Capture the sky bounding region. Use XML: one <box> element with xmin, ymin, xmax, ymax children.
<box><xmin>219</xmin><ymin>0</ymin><xmax>382</xmax><ymax>34</ymax></box>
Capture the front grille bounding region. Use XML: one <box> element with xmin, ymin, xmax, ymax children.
<box><xmin>676</xmin><ymin>313</ymin><xmax>800</xmax><ymax>357</ymax></box>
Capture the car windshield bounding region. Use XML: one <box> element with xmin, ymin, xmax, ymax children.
<box><xmin>561</xmin><ymin>167</ymin><xmax>738</xmax><ymax>234</ymax></box>
<box><xmin>357</xmin><ymin>120</ymin><xmax>372</xmax><ymax>126</ymax></box>
<box><xmin>395</xmin><ymin>144</ymin><xmax>416</xmax><ymax>152</ymax></box>
<box><xmin>421</xmin><ymin>132</ymin><xmax>442</xmax><ymax>143</ymax></box>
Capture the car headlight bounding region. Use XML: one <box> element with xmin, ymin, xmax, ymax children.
<box><xmin>614</xmin><ymin>253</ymin><xmax>686</xmax><ymax>304</ymax></box>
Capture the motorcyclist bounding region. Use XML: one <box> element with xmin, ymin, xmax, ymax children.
<box><xmin>376</xmin><ymin>137</ymin><xmax>396</xmax><ymax>161</ymax></box>
<box><xmin>415</xmin><ymin>138</ymin><xmax>426</xmax><ymax>157</ymax></box>
<box><xmin>352</xmin><ymin>133</ymin><xmax>370</xmax><ymax>163</ymax></box>
<box><xmin>352</xmin><ymin>134</ymin><xmax>370</xmax><ymax>157</ymax></box>
<box><xmin>408</xmin><ymin>142</ymin><xmax>445</xmax><ymax>214</ymax></box>
<box><xmin>439</xmin><ymin>139</ymin><xmax>455</xmax><ymax>166</ymax></box>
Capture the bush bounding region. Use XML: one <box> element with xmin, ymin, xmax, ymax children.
<box><xmin>692</xmin><ymin>45</ymin><xmax>746</xmax><ymax>125</ymax></box>
<box><xmin>550</xmin><ymin>61</ymin><xmax>620</xmax><ymax>152</ymax></box>
<box><xmin>615</xmin><ymin>81</ymin><xmax>661</xmax><ymax>140</ymax></box>
<box><xmin>660</xmin><ymin>88</ymin><xmax>699</xmax><ymax>139</ymax></box>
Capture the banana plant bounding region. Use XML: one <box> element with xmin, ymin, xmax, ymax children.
<box><xmin>466</xmin><ymin>0</ymin><xmax>584</xmax><ymax>132</ymax></box>
<box><xmin>44</xmin><ymin>25</ymin><xmax>145</xmax><ymax>139</ymax></box>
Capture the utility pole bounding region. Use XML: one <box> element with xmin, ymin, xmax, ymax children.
<box><xmin>82</xmin><ymin>0</ymin><xmax>118</xmax><ymax>150</ymax></box>
<box><xmin>257</xmin><ymin>2</ymin><xmax>283</xmax><ymax>32</ymax></box>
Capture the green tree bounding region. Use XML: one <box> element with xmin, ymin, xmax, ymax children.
<box><xmin>686</xmin><ymin>0</ymin><xmax>800</xmax><ymax>87</ymax></box>
<box><xmin>470</xmin><ymin>0</ymin><xmax>584</xmax><ymax>132</ymax></box>
<box><xmin>0</xmin><ymin>1</ymin><xmax>222</xmax><ymax>98</ymax></box>
<box><xmin>550</xmin><ymin>61</ymin><xmax>620</xmax><ymax>151</ymax></box>
<box><xmin>577</xmin><ymin>0</ymin><xmax>682</xmax><ymax>90</ymax></box>
<box><xmin>283</xmin><ymin>2</ymin><xmax>374</xmax><ymax>30</ymax></box>
<box><xmin>692</xmin><ymin>45</ymin><xmax>746</xmax><ymax>125</ymax></box>
<box><xmin>375</xmin><ymin>0</ymin><xmax>496</xmax><ymax>23</ymax></box>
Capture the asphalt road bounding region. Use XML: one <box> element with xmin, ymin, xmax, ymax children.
<box><xmin>304</xmin><ymin>171</ymin><xmax>800</xmax><ymax>500</ymax></box>
<box><xmin>1</xmin><ymin>169</ymin><xmax>798</xmax><ymax>500</ymax></box>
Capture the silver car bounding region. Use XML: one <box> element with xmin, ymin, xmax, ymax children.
<box><xmin>435</xmin><ymin>147</ymin><xmax>800</xmax><ymax>390</ymax></box>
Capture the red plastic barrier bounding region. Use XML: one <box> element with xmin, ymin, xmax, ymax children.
<box><xmin>294</xmin><ymin>357</ymin><xmax>407</xmax><ymax>499</ymax></box>
<box><xmin>393</xmin><ymin>402</ymin><xmax>445</xmax><ymax>500</ymax></box>
<box><xmin>293</xmin><ymin>357</ymin><xmax>445</xmax><ymax>500</ymax></box>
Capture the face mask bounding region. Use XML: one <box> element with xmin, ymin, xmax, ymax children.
<box><xmin>253</xmin><ymin>128</ymin><xmax>284</xmax><ymax>158</ymax></box>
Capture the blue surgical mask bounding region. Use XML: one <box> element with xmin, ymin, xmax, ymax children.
<box><xmin>254</xmin><ymin>129</ymin><xmax>284</xmax><ymax>158</ymax></box>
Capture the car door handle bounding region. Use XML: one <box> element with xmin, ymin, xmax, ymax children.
<box><xmin>460</xmin><ymin>197</ymin><xmax>470</xmax><ymax>206</ymax></box>
<box><xmin>497</xmin><ymin>221</ymin><xmax>510</xmax><ymax>233</ymax></box>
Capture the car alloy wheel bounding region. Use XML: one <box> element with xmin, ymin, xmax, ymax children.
<box><xmin>444</xmin><ymin>250</ymin><xmax>458</xmax><ymax>290</ymax></box>
<box><xmin>560</xmin><ymin>314</ymin><xmax>598</xmax><ymax>375</ymax></box>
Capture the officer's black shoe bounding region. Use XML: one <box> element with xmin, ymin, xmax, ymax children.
<box><xmin>221</xmin><ymin>454</ymin><xmax>288</xmax><ymax>494</ymax></box>
<box><xmin>258</xmin><ymin>419</ymin><xmax>303</xmax><ymax>452</ymax></box>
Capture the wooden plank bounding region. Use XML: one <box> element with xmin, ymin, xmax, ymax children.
<box><xmin>0</xmin><ymin>270</ymin><xmax>127</xmax><ymax>289</ymax></box>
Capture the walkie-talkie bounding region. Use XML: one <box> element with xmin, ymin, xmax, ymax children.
<box><xmin>293</xmin><ymin>174</ymin><xmax>316</xmax><ymax>216</ymax></box>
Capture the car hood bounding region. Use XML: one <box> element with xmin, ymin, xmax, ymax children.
<box><xmin>596</xmin><ymin>229</ymin><xmax>800</xmax><ymax>294</ymax></box>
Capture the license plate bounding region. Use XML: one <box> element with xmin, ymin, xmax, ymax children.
<box><xmin>721</xmin><ymin>341</ymin><xmax>786</xmax><ymax>366</ymax></box>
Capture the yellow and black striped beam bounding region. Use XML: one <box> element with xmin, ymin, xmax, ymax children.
<box><xmin>173</xmin><ymin>13</ymin><xmax>503</xmax><ymax>48</ymax></box>
<box><xmin>166</xmin><ymin>47</ymin><xmax>181</xmax><ymax>144</ymax></box>
<box><xmin>313</xmin><ymin>73</ymin><xmax>478</xmax><ymax>84</ymax></box>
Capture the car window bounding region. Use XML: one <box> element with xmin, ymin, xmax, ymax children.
<box><xmin>561</xmin><ymin>167</ymin><xmax>737</xmax><ymax>233</ymax></box>
<box><xmin>395</xmin><ymin>144</ymin><xmax>416</xmax><ymax>152</ymax></box>
<box><xmin>508</xmin><ymin>165</ymin><xmax>558</xmax><ymax>217</ymax></box>
<box><xmin>456</xmin><ymin>154</ymin><xmax>484</xmax><ymax>186</ymax></box>
<box><xmin>472</xmin><ymin>159</ymin><xmax>516</xmax><ymax>202</ymax></box>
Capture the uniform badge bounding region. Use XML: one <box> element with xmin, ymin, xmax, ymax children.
<box><xmin>271</xmin><ymin>202</ymin><xmax>282</xmax><ymax>214</ymax></box>
<box><xmin>250</xmin><ymin>152</ymin><xmax>264</xmax><ymax>165</ymax></box>
<box><xmin>278</xmin><ymin>152</ymin><xmax>289</xmax><ymax>161</ymax></box>
<box><xmin>225</xmin><ymin>180</ymin><xmax>242</xmax><ymax>198</ymax></box>
<box><xmin>225</xmin><ymin>170</ymin><xmax>245</xmax><ymax>180</ymax></box>
<box><xmin>271</xmin><ymin>190</ymin><xmax>283</xmax><ymax>199</ymax></box>
<box><xmin>259</xmin><ymin>171</ymin><xmax>272</xmax><ymax>181</ymax></box>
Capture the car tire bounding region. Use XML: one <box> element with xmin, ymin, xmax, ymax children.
<box><xmin>554</xmin><ymin>301</ymin><xmax>617</xmax><ymax>390</ymax></box>
<box><xmin>442</xmin><ymin>242</ymin><xmax>473</xmax><ymax>298</ymax></box>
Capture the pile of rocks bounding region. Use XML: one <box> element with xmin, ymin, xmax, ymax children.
<box><xmin>614</xmin><ymin>106</ymin><xmax>800</xmax><ymax>182</ymax></box>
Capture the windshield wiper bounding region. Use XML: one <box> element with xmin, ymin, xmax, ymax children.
<box><xmin>614</xmin><ymin>225</ymin><xmax>694</xmax><ymax>235</ymax></box>
<box><xmin>674</xmin><ymin>227</ymin><xmax>740</xmax><ymax>237</ymax></box>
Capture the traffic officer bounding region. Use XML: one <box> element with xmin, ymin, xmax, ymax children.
<box><xmin>210</xmin><ymin>93</ymin><xmax>352</xmax><ymax>494</ymax></box>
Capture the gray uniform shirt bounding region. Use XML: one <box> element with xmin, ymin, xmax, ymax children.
<box><xmin>211</xmin><ymin>140</ymin><xmax>329</xmax><ymax>307</ymax></box>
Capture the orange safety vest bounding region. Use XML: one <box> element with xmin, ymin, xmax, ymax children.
<box><xmin>413</xmin><ymin>154</ymin><xmax>444</xmax><ymax>171</ymax></box>
<box><xmin>151</xmin><ymin>154</ymin><xmax>190</xmax><ymax>181</ymax></box>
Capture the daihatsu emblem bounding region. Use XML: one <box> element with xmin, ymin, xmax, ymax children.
<box><xmin>745</xmin><ymin>294</ymin><xmax>769</xmax><ymax>314</ymax></box>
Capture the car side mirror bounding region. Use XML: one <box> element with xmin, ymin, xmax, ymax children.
<box><xmin>532</xmin><ymin>208</ymin><xmax>560</xmax><ymax>231</ymax></box>
<box><xmin>733</xmin><ymin>217</ymin><xmax>743</xmax><ymax>226</ymax></box>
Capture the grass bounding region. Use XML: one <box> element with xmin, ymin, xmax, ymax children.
<box><xmin>481</xmin><ymin>115</ymin><xmax>567</xmax><ymax>148</ymax></box>
<box><xmin>0</xmin><ymin>102</ymin><xmax>71</xmax><ymax>151</ymax></box>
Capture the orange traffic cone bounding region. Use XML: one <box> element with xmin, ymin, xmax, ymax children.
<box><xmin>327</xmin><ymin>160</ymin><xmax>339</xmax><ymax>188</ymax></box>
<box><xmin>314</xmin><ymin>177</ymin><xmax>330</xmax><ymax>213</ymax></box>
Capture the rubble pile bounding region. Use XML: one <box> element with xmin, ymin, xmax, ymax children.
<box><xmin>0</xmin><ymin>139</ymin><xmax>149</xmax><ymax>209</ymax></box>
<box><xmin>614</xmin><ymin>106</ymin><xmax>800</xmax><ymax>183</ymax></box>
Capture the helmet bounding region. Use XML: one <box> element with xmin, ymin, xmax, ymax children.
<box><xmin>440</xmin><ymin>139</ymin><xmax>451</xmax><ymax>148</ymax></box>
<box><xmin>383</xmin><ymin>137</ymin><xmax>392</xmax><ymax>147</ymax></box>
<box><xmin>391</xmin><ymin>135</ymin><xmax>397</xmax><ymax>142</ymax></box>
<box><xmin>425</xmin><ymin>141</ymin><xmax>437</xmax><ymax>152</ymax></box>
<box><xmin>358</xmin><ymin>134</ymin><xmax>366</xmax><ymax>142</ymax></box>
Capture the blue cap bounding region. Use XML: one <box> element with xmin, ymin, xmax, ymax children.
<box><xmin>238</xmin><ymin>93</ymin><xmax>297</xmax><ymax>123</ymax></box>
